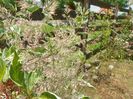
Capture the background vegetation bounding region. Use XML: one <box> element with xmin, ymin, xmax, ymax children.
<box><xmin>0</xmin><ymin>0</ymin><xmax>133</xmax><ymax>99</ymax></box>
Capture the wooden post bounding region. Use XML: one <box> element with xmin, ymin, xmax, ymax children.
<box><xmin>128</xmin><ymin>7</ymin><xmax>132</xmax><ymax>16</ymax></box>
<box><xmin>83</xmin><ymin>0</ymin><xmax>90</xmax><ymax>9</ymax></box>
<box><xmin>114</xmin><ymin>3</ymin><xmax>119</xmax><ymax>19</ymax></box>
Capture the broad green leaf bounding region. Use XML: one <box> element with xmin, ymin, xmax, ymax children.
<box><xmin>24</xmin><ymin>69</ymin><xmax>42</xmax><ymax>94</ymax></box>
<box><xmin>12</xmin><ymin>51</ymin><xmax>19</xmax><ymax>65</ymax></box>
<box><xmin>2</xmin><ymin>66</ymin><xmax>10</xmax><ymax>82</ymax></box>
<box><xmin>81</xmin><ymin>96</ymin><xmax>90</xmax><ymax>99</ymax></box>
<box><xmin>42</xmin><ymin>24</ymin><xmax>55</xmax><ymax>34</ymax></box>
<box><xmin>27</xmin><ymin>5</ymin><xmax>40</xmax><ymax>13</ymax></box>
<box><xmin>39</xmin><ymin>92</ymin><xmax>61</xmax><ymax>99</ymax></box>
<box><xmin>10</xmin><ymin>52</ymin><xmax>24</xmax><ymax>86</ymax></box>
<box><xmin>0</xmin><ymin>58</ymin><xmax>6</xmax><ymax>81</ymax></box>
<box><xmin>24</xmin><ymin>72</ymin><xmax>33</xmax><ymax>94</ymax></box>
<box><xmin>2</xmin><ymin>46</ymin><xmax>16</xmax><ymax>59</ymax></box>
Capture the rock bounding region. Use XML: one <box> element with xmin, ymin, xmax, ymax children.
<box><xmin>84</xmin><ymin>63</ymin><xmax>92</xmax><ymax>70</ymax></box>
<box><xmin>108</xmin><ymin>64</ymin><xmax>114</xmax><ymax>70</ymax></box>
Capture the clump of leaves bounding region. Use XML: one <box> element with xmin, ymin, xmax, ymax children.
<box><xmin>39</xmin><ymin>91</ymin><xmax>61</xmax><ymax>99</ymax></box>
<box><xmin>42</xmin><ymin>23</ymin><xmax>55</xmax><ymax>37</ymax></box>
<box><xmin>9</xmin><ymin>50</ymin><xmax>42</xmax><ymax>98</ymax></box>
<box><xmin>0</xmin><ymin>46</ymin><xmax>61</xmax><ymax>99</ymax></box>
<box><xmin>0</xmin><ymin>0</ymin><xmax>18</xmax><ymax>14</ymax></box>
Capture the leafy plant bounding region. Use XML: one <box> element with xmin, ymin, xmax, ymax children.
<box><xmin>39</xmin><ymin>91</ymin><xmax>61</xmax><ymax>99</ymax></box>
<box><xmin>73</xmin><ymin>2</ymin><xmax>89</xmax><ymax>28</ymax></box>
<box><xmin>0</xmin><ymin>46</ymin><xmax>61</xmax><ymax>98</ymax></box>
<box><xmin>0</xmin><ymin>0</ymin><xmax>18</xmax><ymax>14</ymax></box>
<box><xmin>41</xmin><ymin>23</ymin><xmax>56</xmax><ymax>42</ymax></box>
<box><xmin>0</xmin><ymin>58</ymin><xmax>6</xmax><ymax>81</ymax></box>
<box><xmin>0</xmin><ymin>46</ymin><xmax>16</xmax><ymax>82</ymax></box>
<box><xmin>9</xmin><ymin>51</ymin><xmax>41</xmax><ymax>98</ymax></box>
<box><xmin>42</xmin><ymin>23</ymin><xmax>55</xmax><ymax>36</ymax></box>
<box><xmin>1</xmin><ymin>25</ymin><xmax>23</xmax><ymax>47</ymax></box>
<box><xmin>27</xmin><ymin>4</ymin><xmax>40</xmax><ymax>14</ymax></box>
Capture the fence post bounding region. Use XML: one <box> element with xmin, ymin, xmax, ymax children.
<box><xmin>114</xmin><ymin>3</ymin><xmax>119</xmax><ymax>19</ymax></box>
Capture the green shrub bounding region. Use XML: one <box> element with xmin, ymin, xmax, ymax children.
<box><xmin>0</xmin><ymin>0</ymin><xmax>18</xmax><ymax>14</ymax></box>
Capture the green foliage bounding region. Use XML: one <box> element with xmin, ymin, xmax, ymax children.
<box><xmin>9</xmin><ymin>51</ymin><xmax>42</xmax><ymax>98</ymax></box>
<box><xmin>87</xmin><ymin>42</ymin><xmax>102</xmax><ymax>51</ymax></box>
<box><xmin>27</xmin><ymin>5</ymin><xmax>40</xmax><ymax>13</ymax></box>
<box><xmin>87</xmin><ymin>31</ymin><xmax>101</xmax><ymax>42</ymax></box>
<box><xmin>10</xmin><ymin>51</ymin><xmax>25</xmax><ymax>86</ymax></box>
<box><xmin>42</xmin><ymin>23</ymin><xmax>55</xmax><ymax>33</ymax></box>
<box><xmin>101</xmin><ymin>0</ymin><xmax>128</xmax><ymax>7</ymax></box>
<box><xmin>29</xmin><ymin>47</ymin><xmax>47</xmax><ymax>56</ymax></box>
<box><xmin>0</xmin><ymin>46</ymin><xmax>59</xmax><ymax>98</ymax></box>
<box><xmin>0</xmin><ymin>20</ymin><xmax>4</xmax><ymax>34</ymax></box>
<box><xmin>23</xmin><ymin>69</ymin><xmax>42</xmax><ymax>97</ymax></box>
<box><xmin>41</xmin><ymin>23</ymin><xmax>55</xmax><ymax>39</ymax></box>
<box><xmin>0</xmin><ymin>46</ymin><xmax>16</xmax><ymax>82</ymax></box>
<box><xmin>81</xmin><ymin>96</ymin><xmax>90</xmax><ymax>99</ymax></box>
<box><xmin>39</xmin><ymin>91</ymin><xmax>61</xmax><ymax>99</ymax></box>
<box><xmin>0</xmin><ymin>58</ymin><xmax>6</xmax><ymax>81</ymax></box>
<box><xmin>0</xmin><ymin>0</ymin><xmax>18</xmax><ymax>14</ymax></box>
<box><xmin>1</xmin><ymin>25</ymin><xmax>23</xmax><ymax>47</ymax></box>
<box><xmin>73</xmin><ymin>2</ymin><xmax>89</xmax><ymax>27</ymax></box>
<box><xmin>0</xmin><ymin>0</ymin><xmax>132</xmax><ymax>98</ymax></box>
